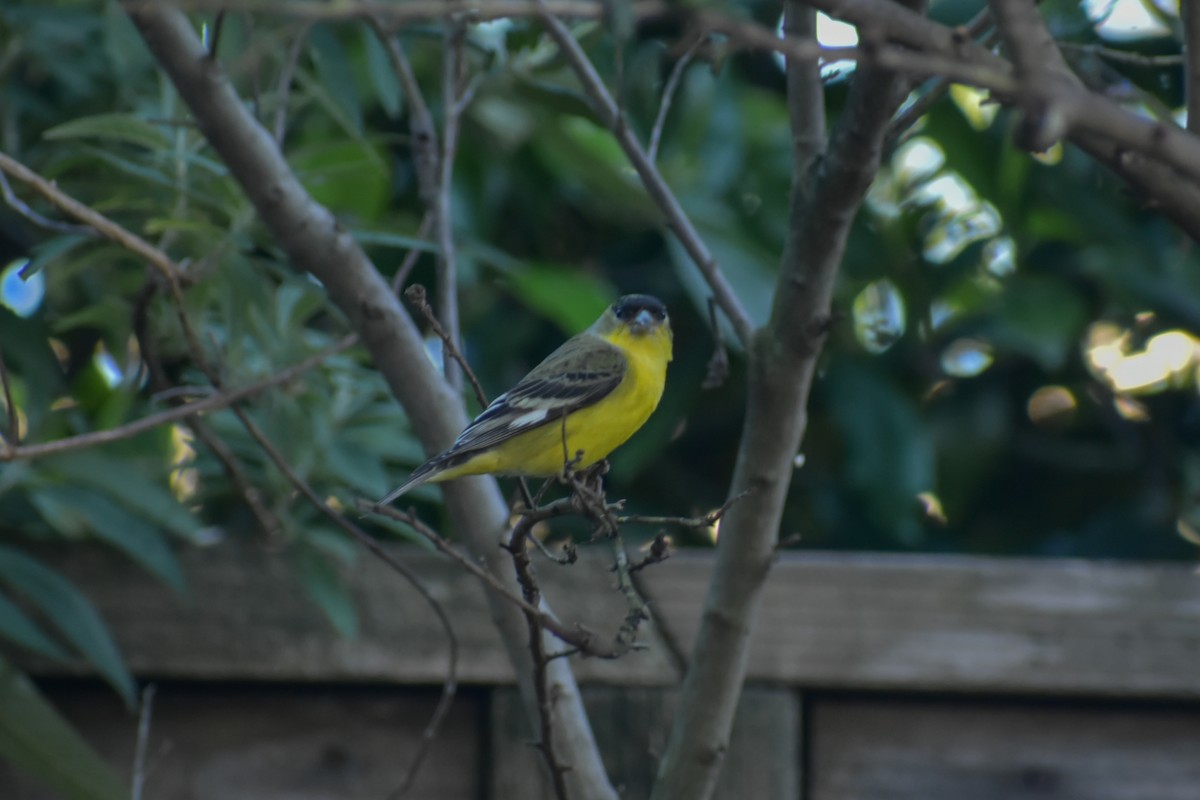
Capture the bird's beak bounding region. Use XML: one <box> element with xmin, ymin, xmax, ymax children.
<box><xmin>630</xmin><ymin>308</ymin><xmax>657</xmax><ymax>334</ymax></box>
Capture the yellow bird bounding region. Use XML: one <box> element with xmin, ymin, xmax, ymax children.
<box><xmin>380</xmin><ymin>294</ymin><xmax>673</xmax><ymax>504</ymax></box>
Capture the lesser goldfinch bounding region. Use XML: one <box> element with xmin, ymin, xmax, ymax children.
<box><xmin>380</xmin><ymin>294</ymin><xmax>673</xmax><ymax>503</ymax></box>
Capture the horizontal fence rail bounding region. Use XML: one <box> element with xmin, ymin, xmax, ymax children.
<box><xmin>19</xmin><ymin>543</ymin><xmax>1200</xmax><ymax>696</ymax></box>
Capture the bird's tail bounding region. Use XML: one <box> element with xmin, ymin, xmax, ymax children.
<box><xmin>376</xmin><ymin>460</ymin><xmax>439</xmax><ymax>507</ymax></box>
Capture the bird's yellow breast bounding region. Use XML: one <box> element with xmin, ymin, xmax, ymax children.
<box><xmin>438</xmin><ymin>325</ymin><xmax>672</xmax><ymax>479</ymax></box>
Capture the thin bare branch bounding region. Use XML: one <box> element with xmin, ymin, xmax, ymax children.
<box><xmin>0</xmin><ymin>336</ymin><xmax>356</xmax><ymax>463</ymax></box>
<box><xmin>131</xmin><ymin>684</ymin><xmax>156</xmax><ymax>800</ymax></box>
<box><xmin>367</xmin><ymin>16</ymin><xmax>439</xmax><ymax>205</ymax></box>
<box><xmin>535</xmin><ymin>4</ymin><xmax>756</xmax><ymax>350</ymax></box>
<box><xmin>272</xmin><ymin>21</ymin><xmax>313</xmax><ymax>144</ymax></box>
<box><xmin>1058</xmin><ymin>41</ymin><xmax>1183</xmax><ymax>68</ymax></box>
<box><xmin>617</xmin><ymin>488</ymin><xmax>751</xmax><ymax>529</ymax></box>
<box><xmin>391</xmin><ymin>213</ymin><xmax>435</xmax><ymax>293</ymax></box>
<box><xmin>0</xmin><ymin>170</ymin><xmax>96</xmax><ymax>237</ymax></box>
<box><xmin>505</xmin><ymin>515</ymin><xmax>571</xmax><ymax>800</ymax></box>
<box><xmin>0</xmin><ymin>151</ymin><xmax>188</xmax><ymax>287</ymax></box>
<box><xmin>404</xmin><ymin>284</ymin><xmax>488</xmax><ymax>411</ymax></box>
<box><xmin>0</xmin><ymin>347</ymin><xmax>18</xmax><ymax>446</ymax></box>
<box><xmin>437</xmin><ymin>18</ymin><xmax>468</xmax><ymax>391</ymax></box>
<box><xmin>648</xmin><ymin>34</ymin><xmax>705</xmax><ymax>163</ymax></box>
<box><xmin>361</xmin><ymin>500</ymin><xmax>629</xmax><ymax>659</ymax></box>
<box><xmin>627</xmin><ymin>533</ymin><xmax>670</xmax><ymax>574</ymax></box>
<box><xmin>887</xmin><ymin>5</ymin><xmax>995</xmax><ymax>147</ymax></box>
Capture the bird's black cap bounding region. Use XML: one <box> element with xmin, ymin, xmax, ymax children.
<box><xmin>613</xmin><ymin>294</ymin><xmax>667</xmax><ymax>322</ymax></box>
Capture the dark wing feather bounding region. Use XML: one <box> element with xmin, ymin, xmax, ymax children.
<box><xmin>377</xmin><ymin>334</ymin><xmax>625</xmax><ymax>504</ymax></box>
<box><xmin>446</xmin><ymin>334</ymin><xmax>626</xmax><ymax>456</ymax></box>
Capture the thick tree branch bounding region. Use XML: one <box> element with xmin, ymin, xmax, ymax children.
<box><xmin>799</xmin><ymin>0</ymin><xmax>1200</xmax><ymax>198</ymax></box>
<box><xmin>121</xmin><ymin>6</ymin><xmax>615</xmax><ymax>798</ymax></box>
<box><xmin>986</xmin><ymin>0</ymin><xmax>1077</xmax><ymax>151</ymax></box>
<box><xmin>783</xmin><ymin>4</ymin><xmax>825</xmax><ymax>207</ymax></box>
<box><xmin>651</xmin><ymin>1</ymin><xmax>921</xmax><ymax>796</ymax></box>
<box><xmin>133</xmin><ymin>0</ymin><xmax>669</xmax><ymax>25</ymax></box>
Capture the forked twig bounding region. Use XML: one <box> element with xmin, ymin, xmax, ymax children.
<box><xmin>504</xmin><ymin>514</ymin><xmax>571</xmax><ymax>800</ymax></box>
<box><xmin>0</xmin><ymin>170</ymin><xmax>96</xmax><ymax>236</ymax></box>
<box><xmin>404</xmin><ymin>284</ymin><xmax>488</xmax><ymax>409</ymax></box>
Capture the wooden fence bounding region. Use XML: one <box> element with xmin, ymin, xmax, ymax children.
<box><xmin>3</xmin><ymin>542</ymin><xmax>1199</xmax><ymax>799</ymax></box>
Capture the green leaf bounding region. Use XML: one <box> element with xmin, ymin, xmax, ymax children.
<box><xmin>989</xmin><ymin>275</ymin><xmax>1087</xmax><ymax>371</ymax></box>
<box><xmin>28</xmin><ymin>487</ymin><xmax>90</xmax><ymax>537</ymax></box>
<box><xmin>63</xmin><ymin>487</ymin><xmax>185</xmax><ymax>592</ymax></box>
<box><xmin>0</xmin><ymin>591</ymin><xmax>71</xmax><ymax>662</ymax></box>
<box><xmin>20</xmin><ymin>234</ymin><xmax>92</xmax><ymax>279</ymax></box>
<box><xmin>352</xmin><ymin>229</ymin><xmax>439</xmax><ymax>252</ymax></box>
<box><xmin>293</xmin><ymin>546</ymin><xmax>358</xmax><ymax>638</ymax></box>
<box><xmin>667</xmin><ymin>201</ymin><xmax>778</xmax><ymax>345</ymax></box>
<box><xmin>49</xmin><ymin>295</ymin><xmax>130</xmax><ymax>336</ymax></box>
<box><xmin>41</xmin><ymin>451</ymin><xmax>204</xmax><ymax>543</ymax></box>
<box><xmin>363</xmin><ymin>26</ymin><xmax>403</xmax><ymax>118</ymax></box>
<box><xmin>323</xmin><ymin>442</ymin><xmax>389</xmax><ymax>497</ymax></box>
<box><xmin>826</xmin><ymin>361</ymin><xmax>935</xmax><ymax>545</ymax></box>
<box><xmin>0</xmin><ymin>659</ymin><xmax>131</xmax><ymax>800</ymax></box>
<box><xmin>0</xmin><ymin>547</ymin><xmax>134</xmax><ymax>705</ymax></box>
<box><xmin>44</xmin><ymin>112</ymin><xmax>169</xmax><ymax>150</ymax></box>
<box><xmin>291</xmin><ymin>139</ymin><xmax>389</xmax><ymax>222</ymax></box>
<box><xmin>306</xmin><ymin>25</ymin><xmax>364</xmax><ymax>136</ymax></box>
<box><xmin>506</xmin><ymin>263</ymin><xmax>615</xmax><ymax>334</ymax></box>
<box><xmin>274</xmin><ymin>277</ymin><xmax>328</xmax><ymax>335</ymax></box>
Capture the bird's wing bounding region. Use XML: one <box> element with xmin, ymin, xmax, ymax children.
<box><xmin>447</xmin><ymin>334</ymin><xmax>627</xmax><ymax>456</ymax></box>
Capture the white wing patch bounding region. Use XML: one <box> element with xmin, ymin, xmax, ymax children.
<box><xmin>510</xmin><ymin>408</ymin><xmax>549</xmax><ymax>428</ymax></box>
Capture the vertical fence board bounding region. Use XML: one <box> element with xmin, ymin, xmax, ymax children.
<box><xmin>0</xmin><ymin>683</ymin><xmax>481</xmax><ymax>800</ymax></box>
<box><xmin>809</xmin><ymin>696</ymin><xmax>1200</xmax><ymax>800</ymax></box>
<box><xmin>490</xmin><ymin>686</ymin><xmax>800</xmax><ymax>798</ymax></box>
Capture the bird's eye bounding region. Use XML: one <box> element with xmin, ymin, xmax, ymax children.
<box><xmin>613</xmin><ymin>303</ymin><xmax>630</xmax><ymax>320</ymax></box>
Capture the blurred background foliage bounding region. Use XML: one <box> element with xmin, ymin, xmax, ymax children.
<box><xmin>2</xmin><ymin>0</ymin><xmax>1200</xmax><ymax>792</ymax></box>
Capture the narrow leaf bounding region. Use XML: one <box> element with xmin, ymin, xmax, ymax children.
<box><xmin>0</xmin><ymin>547</ymin><xmax>134</xmax><ymax>705</ymax></box>
<box><xmin>293</xmin><ymin>547</ymin><xmax>358</xmax><ymax>639</ymax></box>
<box><xmin>0</xmin><ymin>591</ymin><xmax>71</xmax><ymax>662</ymax></box>
<box><xmin>0</xmin><ymin>659</ymin><xmax>131</xmax><ymax>800</ymax></box>
<box><xmin>44</xmin><ymin>112</ymin><xmax>168</xmax><ymax>150</ymax></box>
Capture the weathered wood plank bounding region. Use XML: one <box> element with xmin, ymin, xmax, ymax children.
<box><xmin>26</xmin><ymin>541</ymin><xmax>678</xmax><ymax>685</ymax></box>
<box><xmin>489</xmin><ymin>686</ymin><xmax>800</xmax><ymax>799</ymax></box>
<box><xmin>0</xmin><ymin>682</ymin><xmax>481</xmax><ymax>800</ymax></box>
<box><xmin>809</xmin><ymin>696</ymin><xmax>1200</xmax><ymax>800</ymax></box>
<box><xmin>26</xmin><ymin>544</ymin><xmax>1200</xmax><ymax>695</ymax></box>
<box><xmin>645</xmin><ymin>552</ymin><xmax>1200</xmax><ymax>697</ymax></box>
